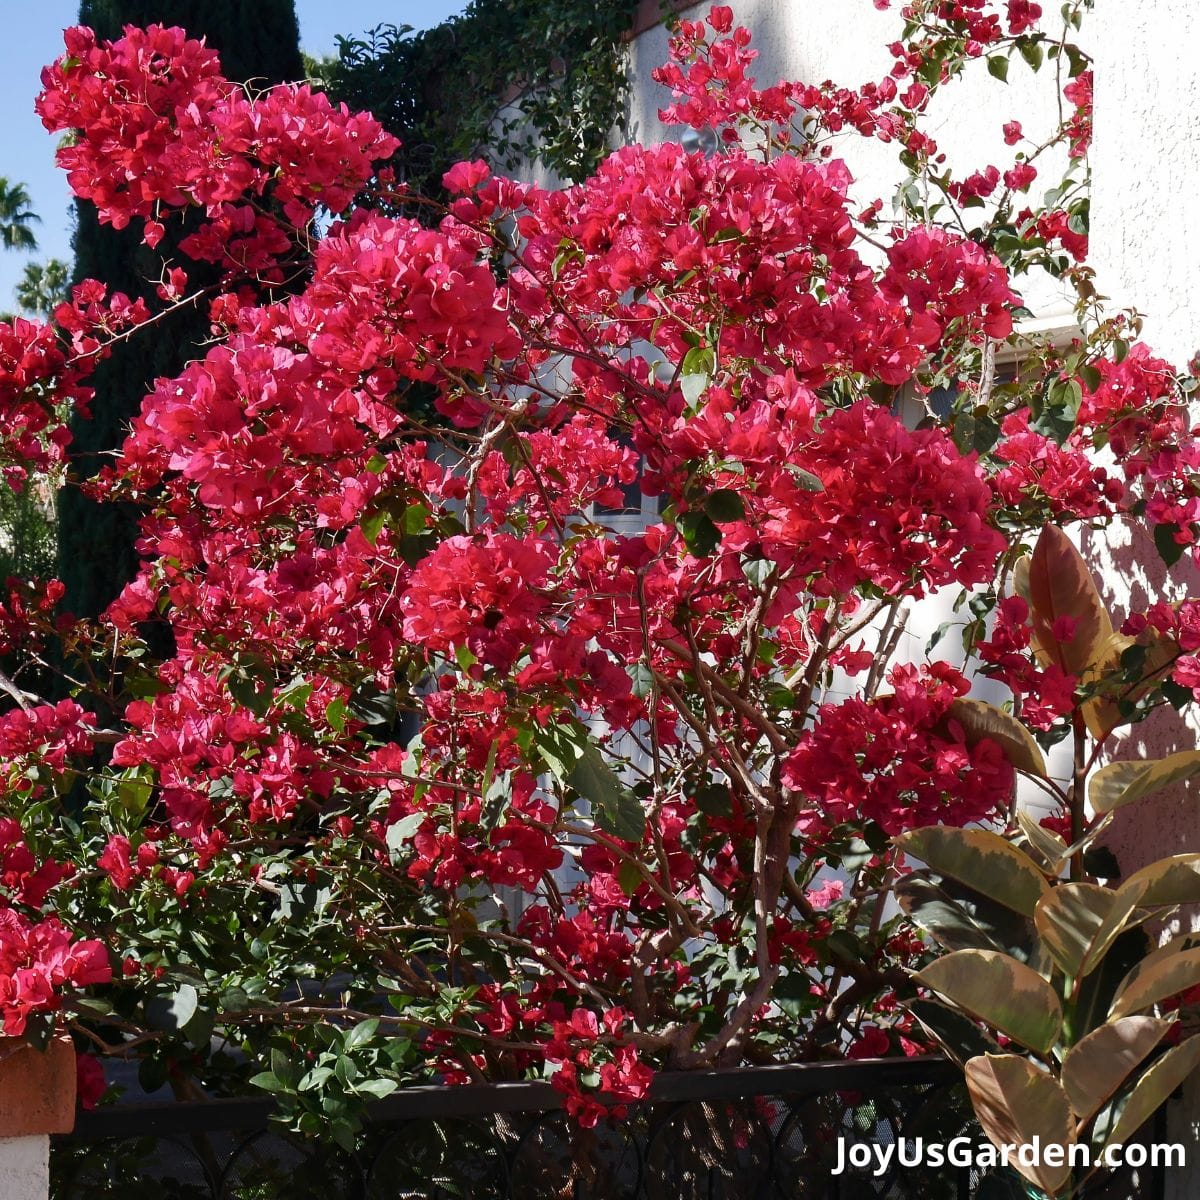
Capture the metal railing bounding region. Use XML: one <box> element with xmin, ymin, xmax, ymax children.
<box><xmin>51</xmin><ymin>1057</ymin><xmax>1162</xmax><ymax>1199</ymax></box>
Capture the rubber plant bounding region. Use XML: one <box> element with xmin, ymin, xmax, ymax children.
<box><xmin>900</xmin><ymin>523</ymin><xmax>1200</xmax><ymax>1198</ymax></box>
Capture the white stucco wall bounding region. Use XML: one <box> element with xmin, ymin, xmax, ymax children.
<box><xmin>1087</xmin><ymin>1</ymin><xmax>1200</xmax><ymax>894</ymax></box>
<box><xmin>1087</xmin><ymin>11</ymin><xmax>1200</xmax><ymax>1186</ymax></box>
<box><xmin>1090</xmin><ymin>4</ymin><xmax>1200</xmax><ymax>369</ymax></box>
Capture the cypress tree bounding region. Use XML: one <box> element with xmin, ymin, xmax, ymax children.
<box><xmin>59</xmin><ymin>2</ymin><xmax>303</xmax><ymax>618</ymax></box>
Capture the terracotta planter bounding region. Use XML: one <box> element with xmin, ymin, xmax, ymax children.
<box><xmin>0</xmin><ymin>1034</ymin><xmax>76</xmax><ymax>1139</ymax></box>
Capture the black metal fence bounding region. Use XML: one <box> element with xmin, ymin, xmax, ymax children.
<box><xmin>51</xmin><ymin>1058</ymin><xmax>1163</xmax><ymax>1199</ymax></box>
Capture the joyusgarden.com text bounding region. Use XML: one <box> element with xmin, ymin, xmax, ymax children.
<box><xmin>831</xmin><ymin>1136</ymin><xmax>1185</xmax><ymax>1177</ymax></box>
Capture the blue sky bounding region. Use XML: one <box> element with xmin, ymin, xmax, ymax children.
<box><xmin>0</xmin><ymin>1</ymin><xmax>468</xmax><ymax>307</ymax></box>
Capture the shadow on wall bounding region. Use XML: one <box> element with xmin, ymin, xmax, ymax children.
<box><xmin>1084</xmin><ymin>520</ymin><xmax>1200</xmax><ymax>878</ymax></box>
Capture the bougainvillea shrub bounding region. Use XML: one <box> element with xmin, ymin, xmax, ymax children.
<box><xmin>2</xmin><ymin>1</ymin><xmax>1199</xmax><ymax>1150</ymax></box>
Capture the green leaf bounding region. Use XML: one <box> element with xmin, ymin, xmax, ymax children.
<box><xmin>325</xmin><ymin>697</ymin><xmax>348</xmax><ymax>733</ymax></box>
<box><xmin>838</xmin><ymin>836</ymin><xmax>874</xmax><ymax>874</ymax></box>
<box><xmin>397</xmin><ymin>533</ymin><xmax>431</xmax><ymax>566</ymax></box>
<box><xmin>139</xmin><ymin>1057</ymin><xmax>169</xmax><ymax>1094</ymax></box>
<box><xmin>22</xmin><ymin>1011</ymin><xmax>55</xmax><ymax>1051</ymax></box>
<box><xmin>182</xmin><ymin>1004</ymin><xmax>215</xmax><ymax>1050</ymax></box>
<box><xmin>344</xmin><ymin>1019</ymin><xmax>379</xmax><ymax>1051</ymax></box>
<box><xmin>1016</xmin><ymin>810</ymin><xmax>1068</xmax><ymax>872</ymax></box>
<box><xmin>895</xmin><ymin>827</ymin><xmax>1050</xmax><ymax>917</ymax></box>
<box><xmin>740</xmin><ymin>557</ymin><xmax>774</xmax><ymax>588</ymax></box>
<box><xmin>72</xmin><ymin>996</ymin><xmax>116</xmax><ymax>1019</ymax></box>
<box><xmin>145</xmin><ymin>983</ymin><xmax>199</xmax><ymax>1033</ymax></box>
<box><xmin>783</xmin><ymin>463</ymin><xmax>825</xmax><ymax>492</ymax></box>
<box><xmin>1074</xmin><ymin>926</ymin><xmax>1153</xmax><ymax>1041</ymax></box>
<box><xmin>1061</xmin><ymin>1015</ymin><xmax>1172</xmax><ymax>1125</ymax></box>
<box><xmin>703</xmin><ymin>489</ymin><xmax>745</xmax><ymax>524</ymax></box>
<box><xmin>229</xmin><ymin>670</ymin><xmax>272</xmax><ymax>718</ymax></box>
<box><xmin>336</xmin><ymin>1051</ymin><xmax>357</xmax><ymax>1089</ymax></box>
<box><xmin>540</xmin><ymin>722</ymin><xmax>646</xmax><ymax>842</ymax></box>
<box><xmin>902</xmin><ymin>872</ymin><xmax>1038</xmax><ymax>961</ymax></box>
<box><xmin>951</xmin><ymin>411</ymin><xmax>977</xmax><ymax>455</ymax></box>
<box><xmin>250</xmin><ymin>1071</ymin><xmax>288</xmax><ymax>1095</ymax></box>
<box><xmin>1018</xmin><ymin>39</ymin><xmax>1044</xmax><ymax>71</ymax></box>
<box><xmin>1090</xmin><ymin>752</ymin><xmax>1200</xmax><ymax>814</ymax></box>
<box><xmin>536</xmin><ymin>722</ymin><xmax>582</xmax><ymax>778</ymax></box>
<box><xmin>330</xmin><ymin>1118</ymin><xmax>358</xmax><ymax>1152</ymax></box>
<box><xmin>1078</xmin><ymin>879</ymin><xmax>1152</xmax><ymax>978</ymax></box>
<box><xmin>775</xmin><ymin>969</ymin><xmax>822</xmax><ymax>1020</ymax></box>
<box><xmin>401</xmin><ymin>502</ymin><xmax>430</xmax><ymax>535</ymax></box>
<box><xmin>617</xmin><ymin>858</ymin><xmax>643</xmax><ymax>896</ymax></box>
<box><xmin>271</xmin><ymin>1047</ymin><xmax>302</xmax><ymax>1088</ymax></box>
<box><xmin>299</xmin><ymin>1066</ymin><xmax>335</xmax><ymax>1092</ymax></box>
<box><xmin>360</xmin><ymin>508</ymin><xmax>387</xmax><ymax>545</ymax></box>
<box><xmin>914</xmin><ymin>950</ymin><xmax>1063</xmax><ymax>1054</ymax></box>
<box><xmin>628</xmin><ymin>662</ymin><xmax>654</xmax><ymax>698</ymax></box>
<box><xmin>278</xmin><ymin>880</ymin><xmax>333</xmax><ymax>920</ymax></box>
<box><xmin>385</xmin><ymin>812</ymin><xmax>424</xmax><ymax>857</ymax></box>
<box><xmin>277</xmin><ymin>678</ymin><xmax>314</xmax><ymax>711</ymax></box>
<box><xmin>569</xmin><ymin>739</ymin><xmax>646</xmax><ymax>841</ymax></box>
<box><xmin>824</xmin><ymin>929</ymin><xmax>863</xmax><ymax>969</ymax></box>
<box><xmin>678</xmin><ymin>510</ymin><xmax>721</xmax><ymax>557</ymax></box>
<box><xmin>115</xmin><ymin>768</ymin><xmax>154</xmax><ymax>818</ymax></box>
<box><xmin>1163</xmin><ymin>678</ymin><xmax>1194</xmax><ymax>710</ymax></box>
<box><xmin>965</xmin><ymin>1055</ymin><xmax>1073</xmax><ymax>1195</ymax></box>
<box><xmin>895</xmin><ymin>875</ymin><xmax>1010</xmax><ymax>954</ymax></box>
<box><xmin>347</xmin><ymin>683</ymin><xmax>398</xmax><ymax>726</ymax></box>
<box><xmin>1102</xmin><ymin>1034</ymin><xmax>1200</xmax><ymax>1153</ymax></box>
<box><xmin>987</xmin><ymin>54</ymin><xmax>1009</xmax><ymax>82</ymax></box>
<box><xmin>694</xmin><ymin>783</ymin><xmax>731</xmax><ymax>816</ymax></box>
<box><xmin>220</xmin><ymin>986</ymin><xmax>251</xmax><ymax>1014</ymax></box>
<box><xmin>679</xmin><ymin>346</ymin><xmax>715</xmax><ymax>409</ymax></box>
<box><xmin>355</xmin><ymin>1078</ymin><xmax>399</xmax><ymax>1100</ymax></box>
<box><xmin>1154</xmin><ymin>523</ymin><xmax>1186</xmax><ymax>567</ymax></box>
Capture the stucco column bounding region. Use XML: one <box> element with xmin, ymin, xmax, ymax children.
<box><xmin>0</xmin><ymin>1140</ymin><xmax>49</xmax><ymax>1200</ymax></box>
<box><xmin>0</xmin><ymin>1036</ymin><xmax>76</xmax><ymax>1200</ymax></box>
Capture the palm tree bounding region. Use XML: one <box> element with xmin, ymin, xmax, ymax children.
<box><xmin>0</xmin><ymin>179</ymin><xmax>40</xmax><ymax>252</ymax></box>
<box><xmin>15</xmin><ymin>259</ymin><xmax>69</xmax><ymax>317</ymax></box>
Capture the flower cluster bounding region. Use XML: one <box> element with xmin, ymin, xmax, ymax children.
<box><xmin>37</xmin><ymin>24</ymin><xmax>398</xmax><ymax>278</ymax></box>
<box><xmin>0</xmin><ymin>915</ymin><xmax>110</xmax><ymax>1036</ymax></box>
<box><xmin>993</xmin><ymin>410</ymin><xmax>1123</xmax><ymax>521</ymax></box>
<box><xmin>0</xmin><ymin>821</ymin><xmax>110</xmax><ymax>1036</ymax></box>
<box><xmin>783</xmin><ymin>663</ymin><xmax>1015</xmax><ymax>834</ymax></box>
<box><xmin>1126</xmin><ymin>601</ymin><xmax>1200</xmax><ymax>703</ymax></box>
<box><xmin>1077</xmin><ymin>345</ymin><xmax>1200</xmax><ymax>558</ymax></box>
<box><xmin>976</xmin><ymin>596</ymin><xmax>1079</xmax><ymax>729</ymax></box>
